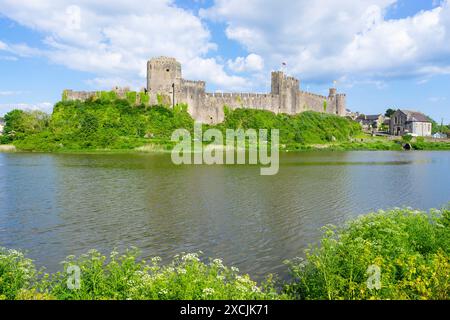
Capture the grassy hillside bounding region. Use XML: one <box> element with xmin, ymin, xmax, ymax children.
<box><xmin>9</xmin><ymin>99</ymin><xmax>193</xmax><ymax>151</ymax></box>
<box><xmin>3</xmin><ymin>98</ymin><xmax>363</xmax><ymax>152</ymax></box>
<box><xmin>218</xmin><ymin>107</ymin><xmax>362</xmax><ymax>145</ymax></box>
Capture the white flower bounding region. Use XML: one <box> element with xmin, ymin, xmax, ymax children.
<box><xmin>158</xmin><ymin>289</ymin><xmax>168</xmax><ymax>295</ymax></box>
<box><xmin>251</xmin><ymin>286</ymin><xmax>261</xmax><ymax>293</ymax></box>
<box><xmin>236</xmin><ymin>284</ymin><xmax>248</xmax><ymax>292</ymax></box>
<box><xmin>151</xmin><ymin>257</ymin><xmax>162</xmax><ymax>264</ymax></box>
<box><xmin>202</xmin><ymin>288</ymin><xmax>215</xmax><ymax>296</ymax></box>
<box><xmin>182</xmin><ymin>253</ymin><xmax>200</xmax><ymax>262</ymax></box>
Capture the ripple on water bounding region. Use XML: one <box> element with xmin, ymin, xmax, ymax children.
<box><xmin>0</xmin><ymin>151</ymin><xmax>449</xmax><ymax>277</ymax></box>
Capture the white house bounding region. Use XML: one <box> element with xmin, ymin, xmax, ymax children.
<box><xmin>390</xmin><ymin>110</ymin><xmax>432</xmax><ymax>137</ymax></box>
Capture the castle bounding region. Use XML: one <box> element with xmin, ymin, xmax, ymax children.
<box><xmin>64</xmin><ymin>56</ymin><xmax>347</xmax><ymax>124</ymax></box>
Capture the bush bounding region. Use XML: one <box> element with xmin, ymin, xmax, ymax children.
<box><xmin>284</xmin><ymin>208</ymin><xmax>450</xmax><ymax>300</ymax></box>
<box><xmin>1</xmin><ymin>208</ymin><xmax>449</xmax><ymax>300</ymax></box>
<box><xmin>220</xmin><ymin>109</ymin><xmax>361</xmax><ymax>145</ymax></box>
<box><xmin>402</xmin><ymin>134</ymin><xmax>413</xmax><ymax>143</ymax></box>
<box><xmin>46</xmin><ymin>250</ymin><xmax>280</xmax><ymax>300</ymax></box>
<box><xmin>13</xmin><ymin>100</ymin><xmax>195</xmax><ymax>151</ymax></box>
<box><xmin>0</xmin><ymin>248</ymin><xmax>280</xmax><ymax>300</ymax></box>
<box><xmin>0</xmin><ymin>248</ymin><xmax>37</xmax><ymax>300</ymax></box>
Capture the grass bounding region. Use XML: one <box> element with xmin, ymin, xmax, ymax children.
<box><xmin>1</xmin><ymin>207</ymin><xmax>449</xmax><ymax>300</ymax></box>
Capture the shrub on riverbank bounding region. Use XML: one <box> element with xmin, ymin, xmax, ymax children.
<box><xmin>284</xmin><ymin>208</ymin><xmax>450</xmax><ymax>300</ymax></box>
<box><xmin>0</xmin><ymin>249</ymin><xmax>280</xmax><ymax>300</ymax></box>
<box><xmin>1</xmin><ymin>208</ymin><xmax>449</xmax><ymax>300</ymax></box>
<box><xmin>219</xmin><ymin>108</ymin><xmax>362</xmax><ymax>145</ymax></box>
<box><xmin>10</xmin><ymin>99</ymin><xmax>194</xmax><ymax>151</ymax></box>
<box><xmin>0</xmin><ymin>248</ymin><xmax>37</xmax><ymax>300</ymax></box>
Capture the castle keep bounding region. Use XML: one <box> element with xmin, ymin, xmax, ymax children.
<box><xmin>65</xmin><ymin>56</ymin><xmax>347</xmax><ymax>124</ymax></box>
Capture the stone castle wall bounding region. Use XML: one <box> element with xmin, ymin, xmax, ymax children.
<box><xmin>64</xmin><ymin>56</ymin><xmax>347</xmax><ymax>124</ymax></box>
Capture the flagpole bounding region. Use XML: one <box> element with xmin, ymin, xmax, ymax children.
<box><xmin>281</xmin><ymin>62</ymin><xmax>287</xmax><ymax>74</ymax></box>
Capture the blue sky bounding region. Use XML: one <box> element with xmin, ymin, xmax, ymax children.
<box><xmin>0</xmin><ymin>0</ymin><xmax>449</xmax><ymax>123</ymax></box>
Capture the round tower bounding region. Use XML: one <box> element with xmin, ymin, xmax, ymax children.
<box><xmin>336</xmin><ymin>94</ymin><xmax>346</xmax><ymax>116</ymax></box>
<box><xmin>147</xmin><ymin>57</ymin><xmax>182</xmax><ymax>95</ymax></box>
<box><xmin>328</xmin><ymin>88</ymin><xmax>337</xmax><ymax>97</ymax></box>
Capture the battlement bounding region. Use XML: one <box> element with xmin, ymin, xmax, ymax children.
<box><xmin>182</xmin><ymin>79</ymin><xmax>206</xmax><ymax>87</ymax></box>
<box><xmin>148</xmin><ymin>56</ymin><xmax>180</xmax><ymax>65</ymax></box>
<box><xmin>63</xmin><ymin>56</ymin><xmax>347</xmax><ymax>124</ymax></box>
<box><xmin>299</xmin><ymin>90</ymin><xmax>327</xmax><ymax>100</ymax></box>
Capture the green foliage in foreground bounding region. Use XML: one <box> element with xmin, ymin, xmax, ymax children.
<box><xmin>1</xmin><ymin>208</ymin><xmax>449</xmax><ymax>300</ymax></box>
<box><xmin>0</xmin><ymin>249</ymin><xmax>280</xmax><ymax>300</ymax></box>
<box><xmin>285</xmin><ymin>208</ymin><xmax>450</xmax><ymax>300</ymax></box>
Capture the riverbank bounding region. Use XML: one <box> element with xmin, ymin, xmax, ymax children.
<box><xmin>1</xmin><ymin>207</ymin><xmax>448</xmax><ymax>300</ymax></box>
<box><xmin>2</xmin><ymin>99</ymin><xmax>449</xmax><ymax>152</ymax></box>
<box><xmin>0</xmin><ymin>145</ymin><xmax>16</xmax><ymax>152</ymax></box>
<box><xmin>4</xmin><ymin>137</ymin><xmax>450</xmax><ymax>154</ymax></box>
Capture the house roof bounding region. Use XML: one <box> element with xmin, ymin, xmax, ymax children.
<box><xmin>365</xmin><ymin>114</ymin><xmax>383</xmax><ymax>121</ymax></box>
<box><xmin>400</xmin><ymin>110</ymin><xmax>431</xmax><ymax>123</ymax></box>
<box><xmin>356</xmin><ymin>114</ymin><xmax>382</xmax><ymax>121</ymax></box>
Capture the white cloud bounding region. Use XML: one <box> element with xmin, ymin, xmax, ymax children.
<box><xmin>0</xmin><ymin>0</ymin><xmax>243</xmax><ymax>90</ymax></box>
<box><xmin>0</xmin><ymin>102</ymin><xmax>53</xmax><ymax>116</ymax></box>
<box><xmin>202</xmin><ymin>0</ymin><xmax>450</xmax><ymax>83</ymax></box>
<box><xmin>0</xmin><ymin>55</ymin><xmax>18</xmax><ymax>61</ymax></box>
<box><xmin>184</xmin><ymin>57</ymin><xmax>248</xmax><ymax>91</ymax></box>
<box><xmin>228</xmin><ymin>54</ymin><xmax>264</xmax><ymax>73</ymax></box>
<box><xmin>0</xmin><ymin>91</ymin><xmax>24</xmax><ymax>96</ymax></box>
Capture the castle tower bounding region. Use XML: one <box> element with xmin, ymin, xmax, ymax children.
<box><xmin>327</xmin><ymin>88</ymin><xmax>346</xmax><ymax>115</ymax></box>
<box><xmin>271</xmin><ymin>71</ymin><xmax>284</xmax><ymax>95</ymax></box>
<box><xmin>147</xmin><ymin>57</ymin><xmax>182</xmax><ymax>99</ymax></box>
<box><xmin>336</xmin><ymin>94</ymin><xmax>346</xmax><ymax>116</ymax></box>
<box><xmin>328</xmin><ymin>88</ymin><xmax>337</xmax><ymax>97</ymax></box>
<box><xmin>271</xmin><ymin>71</ymin><xmax>299</xmax><ymax>114</ymax></box>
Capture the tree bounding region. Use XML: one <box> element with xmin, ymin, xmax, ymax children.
<box><xmin>426</xmin><ymin>116</ymin><xmax>440</xmax><ymax>134</ymax></box>
<box><xmin>2</xmin><ymin>109</ymin><xmax>49</xmax><ymax>142</ymax></box>
<box><xmin>385</xmin><ymin>108</ymin><xmax>395</xmax><ymax>117</ymax></box>
<box><xmin>402</xmin><ymin>134</ymin><xmax>413</xmax><ymax>143</ymax></box>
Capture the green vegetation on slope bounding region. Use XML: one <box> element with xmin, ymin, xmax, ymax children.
<box><xmin>3</xmin><ymin>99</ymin><xmax>193</xmax><ymax>151</ymax></box>
<box><xmin>217</xmin><ymin>107</ymin><xmax>362</xmax><ymax>145</ymax></box>
<box><xmin>2</xmin><ymin>98</ymin><xmax>449</xmax><ymax>152</ymax></box>
<box><xmin>1</xmin><ymin>98</ymin><xmax>363</xmax><ymax>151</ymax></box>
<box><xmin>1</xmin><ymin>208</ymin><xmax>449</xmax><ymax>300</ymax></box>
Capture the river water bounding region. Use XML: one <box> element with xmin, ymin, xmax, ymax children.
<box><xmin>0</xmin><ymin>151</ymin><xmax>449</xmax><ymax>279</ymax></box>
